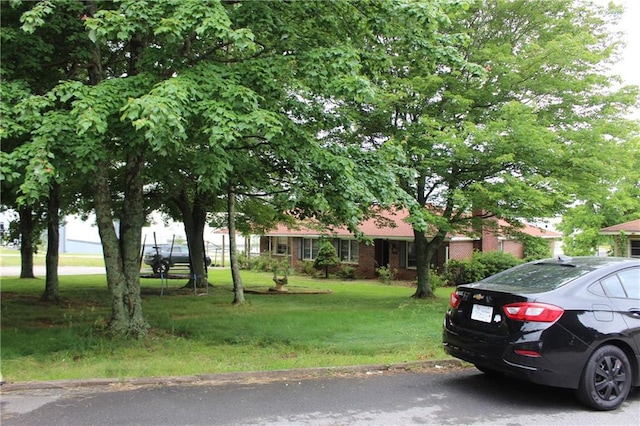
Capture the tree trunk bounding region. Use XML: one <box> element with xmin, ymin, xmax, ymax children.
<box><xmin>84</xmin><ymin>1</ymin><xmax>147</xmax><ymax>338</ymax></box>
<box><xmin>42</xmin><ymin>182</ymin><xmax>60</xmax><ymax>302</ymax></box>
<box><xmin>411</xmin><ymin>230</ymin><xmax>437</xmax><ymax>299</ymax></box>
<box><xmin>18</xmin><ymin>206</ymin><xmax>35</xmax><ymax>279</ymax></box>
<box><xmin>94</xmin><ymin>157</ymin><xmax>149</xmax><ymax>338</ymax></box>
<box><xmin>228</xmin><ymin>187</ymin><xmax>245</xmax><ymax>304</ymax></box>
<box><xmin>176</xmin><ymin>190</ymin><xmax>210</xmax><ymax>288</ymax></box>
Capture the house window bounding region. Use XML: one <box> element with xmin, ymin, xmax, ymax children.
<box><xmin>630</xmin><ymin>240</ymin><xmax>640</xmax><ymax>258</ymax></box>
<box><xmin>407</xmin><ymin>242</ymin><xmax>417</xmax><ymax>268</ymax></box>
<box><xmin>275</xmin><ymin>237</ymin><xmax>288</xmax><ymax>255</ymax></box>
<box><xmin>339</xmin><ymin>240</ymin><xmax>359</xmax><ymax>263</ymax></box>
<box><xmin>302</xmin><ymin>238</ymin><xmax>319</xmax><ymax>260</ymax></box>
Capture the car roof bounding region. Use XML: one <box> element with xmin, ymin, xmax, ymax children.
<box><xmin>145</xmin><ymin>244</ymin><xmax>188</xmax><ymax>250</ymax></box>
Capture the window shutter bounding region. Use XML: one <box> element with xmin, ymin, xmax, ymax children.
<box><xmin>296</xmin><ymin>238</ymin><xmax>302</xmax><ymax>260</ymax></box>
<box><xmin>399</xmin><ymin>242</ymin><xmax>406</xmax><ymax>268</ymax></box>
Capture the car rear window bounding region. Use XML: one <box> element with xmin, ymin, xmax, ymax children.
<box><xmin>482</xmin><ymin>263</ymin><xmax>594</xmax><ymax>291</ymax></box>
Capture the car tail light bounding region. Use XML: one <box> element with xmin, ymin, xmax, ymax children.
<box><xmin>503</xmin><ymin>302</ymin><xmax>564</xmax><ymax>322</ymax></box>
<box><xmin>450</xmin><ymin>292</ymin><xmax>461</xmax><ymax>309</ymax></box>
<box><xmin>514</xmin><ymin>349</ymin><xmax>542</xmax><ymax>358</ymax></box>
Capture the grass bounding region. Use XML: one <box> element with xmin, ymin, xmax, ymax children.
<box><xmin>0</xmin><ymin>251</ymin><xmax>452</xmax><ymax>382</ymax></box>
<box><xmin>0</xmin><ymin>248</ymin><xmax>106</xmax><ymax>268</ymax></box>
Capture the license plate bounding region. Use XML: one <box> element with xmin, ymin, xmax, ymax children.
<box><xmin>471</xmin><ymin>304</ymin><xmax>493</xmax><ymax>323</ymax></box>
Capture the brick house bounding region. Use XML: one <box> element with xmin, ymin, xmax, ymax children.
<box><xmin>599</xmin><ymin>219</ymin><xmax>640</xmax><ymax>258</ymax></box>
<box><xmin>259</xmin><ymin>208</ymin><xmax>560</xmax><ymax>280</ymax></box>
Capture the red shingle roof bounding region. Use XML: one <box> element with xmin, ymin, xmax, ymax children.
<box><xmin>265</xmin><ymin>208</ymin><xmax>560</xmax><ymax>240</ymax></box>
<box><xmin>600</xmin><ymin>219</ymin><xmax>640</xmax><ymax>235</ymax></box>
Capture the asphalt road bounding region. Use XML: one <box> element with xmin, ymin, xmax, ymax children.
<box><xmin>1</xmin><ymin>366</ymin><xmax>639</xmax><ymax>426</ymax></box>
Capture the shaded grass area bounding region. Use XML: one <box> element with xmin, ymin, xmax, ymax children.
<box><xmin>0</xmin><ymin>268</ymin><xmax>451</xmax><ymax>382</ymax></box>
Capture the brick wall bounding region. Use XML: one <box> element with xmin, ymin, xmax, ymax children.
<box><xmin>449</xmin><ymin>241</ymin><xmax>474</xmax><ymax>261</ymax></box>
<box><xmin>502</xmin><ymin>240</ymin><xmax>524</xmax><ymax>258</ymax></box>
<box><xmin>356</xmin><ymin>243</ymin><xmax>377</xmax><ymax>279</ymax></box>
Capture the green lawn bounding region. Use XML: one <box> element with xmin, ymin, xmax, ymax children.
<box><xmin>0</xmin><ymin>253</ymin><xmax>452</xmax><ymax>382</ymax></box>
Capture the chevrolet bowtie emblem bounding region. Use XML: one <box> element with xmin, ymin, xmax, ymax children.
<box><xmin>473</xmin><ymin>294</ymin><xmax>484</xmax><ymax>300</ymax></box>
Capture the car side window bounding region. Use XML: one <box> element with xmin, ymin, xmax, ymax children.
<box><xmin>617</xmin><ymin>268</ymin><xmax>639</xmax><ymax>299</ymax></box>
<box><xmin>588</xmin><ymin>282</ymin><xmax>606</xmax><ymax>297</ymax></box>
<box><xmin>600</xmin><ymin>274</ymin><xmax>627</xmax><ymax>298</ymax></box>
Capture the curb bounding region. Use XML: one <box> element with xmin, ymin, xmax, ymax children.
<box><xmin>0</xmin><ymin>359</ymin><xmax>466</xmax><ymax>393</ymax></box>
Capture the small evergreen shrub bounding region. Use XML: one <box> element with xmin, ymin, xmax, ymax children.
<box><xmin>313</xmin><ymin>241</ymin><xmax>340</xmax><ymax>278</ymax></box>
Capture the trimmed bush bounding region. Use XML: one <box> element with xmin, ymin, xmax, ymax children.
<box><xmin>472</xmin><ymin>251</ymin><xmax>522</xmax><ymax>277</ymax></box>
<box><xmin>443</xmin><ymin>259</ymin><xmax>486</xmax><ymax>286</ymax></box>
<box><xmin>443</xmin><ymin>251</ymin><xmax>522</xmax><ymax>286</ymax></box>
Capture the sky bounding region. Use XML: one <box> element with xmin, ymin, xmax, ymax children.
<box><xmin>607</xmin><ymin>0</ymin><xmax>639</xmax><ymax>87</ymax></box>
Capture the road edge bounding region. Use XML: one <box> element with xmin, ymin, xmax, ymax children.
<box><xmin>0</xmin><ymin>359</ymin><xmax>466</xmax><ymax>393</ymax></box>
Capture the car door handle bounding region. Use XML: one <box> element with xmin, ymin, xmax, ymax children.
<box><xmin>629</xmin><ymin>309</ymin><xmax>640</xmax><ymax>317</ymax></box>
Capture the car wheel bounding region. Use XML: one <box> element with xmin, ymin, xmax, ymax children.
<box><xmin>153</xmin><ymin>260</ymin><xmax>171</xmax><ymax>275</ymax></box>
<box><xmin>577</xmin><ymin>345</ymin><xmax>632</xmax><ymax>411</ymax></box>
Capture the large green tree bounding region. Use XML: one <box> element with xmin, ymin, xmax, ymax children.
<box><xmin>4</xmin><ymin>0</ymin><xmax>432</xmax><ymax>331</ymax></box>
<box><xmin>1</xmin><ymin>0</ymin><xmax>91</xmax><ymax>295</ymax></box>
<box><xmin>357</xmin><ymin>0</ymin><xmax>639</xmax><ymax>297</ymax></box>
<box><xmin>558</xmin><ymin>135</ymin><xmax>640</xmax><ymax>255</ymax></box>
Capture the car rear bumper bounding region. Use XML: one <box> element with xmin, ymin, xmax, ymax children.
<box><xmin>443</xmin><ymin>316</ymin><xmax>584</xmax><ymax>389</ymax></box>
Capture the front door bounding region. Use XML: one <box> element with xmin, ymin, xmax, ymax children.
<box><xmin>375</xmin><ymin>239</ymin><xmax>390</xmax><ymax>268</ymax></box>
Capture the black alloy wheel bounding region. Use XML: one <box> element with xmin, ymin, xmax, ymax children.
<box><xmin>577</xmin><ymin>345</ymin><xmax>632</xmax><ymax>411</ymax></box>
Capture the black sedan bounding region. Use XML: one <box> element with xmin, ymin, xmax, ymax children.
<box><xmin>143</xmin><ymin>244</ymin><xmax>212</xmax><ymax>275</ymax></box>
<box><xmin>443</xmin><ymin>256</ymin><xmax>640</xmax><ymax>411</ymax></box>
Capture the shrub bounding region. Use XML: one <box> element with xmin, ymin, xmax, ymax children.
<box><xmin>337</xmin><ymin>265</ymin><xmax>357</xmax><ymax>280</ymax></box>
<box><xmin>375</xmin><ymin>264</ymin><xmax>397</xmax><ymax>284</ymax></box>
<box><xmin>250</xmin><ymin>255</ymin><xmax>275</xmax><ymax>272</ymax></box>
<box><xmin>298</xmin><ymin>260</ymin><xmax>317</xmax><ymax>276</ymax></box>
<box><xmin>429</xmin><ymin>269</ymin><xmax>446</xmax><ymax>291</ymax></box>
<box><xmin>472</xmin><ymin>251</ymin><xmax>522</xmax><ymax>276</ymax></box>
<box><xmin>313</xmin><ymin>241</ymin><xmax>340</xmax><ymax>278</ymax></box>
<box><xmin>444</xmin><ymin>251</ymin><xmax>523</xmax><ymax>286</ymax></box>
<box><xmin>521</xmin><ymin>235</ymin><xmax>553</xmax><ymax>261</ymax></box>
<box><xmin>237</xmin><ymin>252</ymin><xmax>253</xmax><ymax>270</ymax></box>
<box><xmin>443</xmin><ymin>259</ymin><xmax>485</xmax><ymax>286</ymax></box>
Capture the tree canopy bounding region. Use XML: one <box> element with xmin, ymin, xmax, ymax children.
<box><xmin>352</xmin><ymin>0</ymin><xmax>639</xmax><ymax>297</ymax></box>
<box><xmin>1</xmin><ymin>0</ymin><xmax>638</xmax><ymax>335</ymax></box>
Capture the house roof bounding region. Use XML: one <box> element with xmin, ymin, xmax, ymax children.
<box><xmin>599</xmin><ymin>219</ymin><xmax>640</xmax><ymax>236</ymax></box>
<box><xmin>265</xmin><ymin>208</ymin><xmax>561</xmax><ymax>241</ymax></box>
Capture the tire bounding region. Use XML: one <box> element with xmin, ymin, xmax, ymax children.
<box><xmin>577</xmin><ymin>345</ymin><xmax>632</xmax><ymax>411</ymax></box>
<box><xmin>153</xmin><ymin>259</ymin><xmax>171</xmax><ymax>275</ymax></box>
